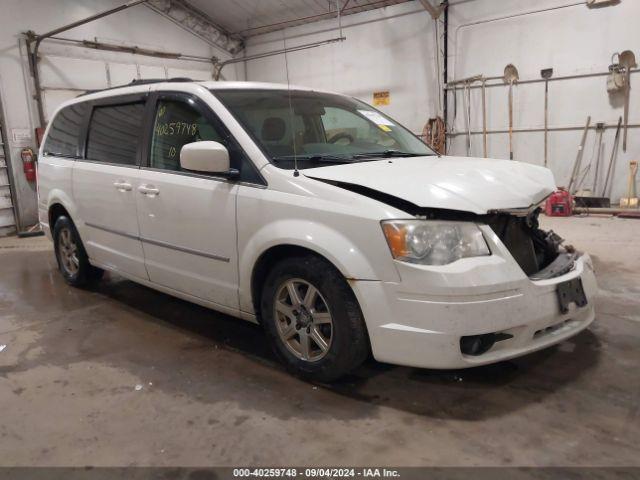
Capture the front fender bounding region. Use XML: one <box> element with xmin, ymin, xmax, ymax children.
<box><xmin>238</xmin><ymin>218</ymin><xmax>400</xmax><ymax>314</ymax></box>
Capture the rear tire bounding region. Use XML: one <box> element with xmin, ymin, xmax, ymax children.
<box><xmin>53</xmin><ymin>216</ymin><xmax>104</xmax><ymax>287</ymax></box>
<box><xmin>260</xmin><ymin>255</ymin><xmax>369</xmax><ymax>382</ymax></box>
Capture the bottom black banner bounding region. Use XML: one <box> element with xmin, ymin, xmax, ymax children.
<box><xmin>0</xmin><ymin>467</ymin><xmax>637</xmax><ymax>480</ymax></box>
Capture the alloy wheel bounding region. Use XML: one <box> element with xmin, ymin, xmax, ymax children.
<box><xmin>273</xmin><ymin>278</ymin><xmax>333</xmax><ymax>362</ymax></box>
<box><xmin>58</xmin><ymin>227</ymin><xmax>79</xmax><ymax>275</ymax></box>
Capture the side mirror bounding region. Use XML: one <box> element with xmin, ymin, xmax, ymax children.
<box><xmin>180</xmin><ymin>141</ymin><xmax>238</xmax><ymax>177</ymax></box>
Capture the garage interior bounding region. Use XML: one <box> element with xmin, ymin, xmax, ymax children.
<box><xmin>0</xmin><ymin>0</ymin><xmax>639</xmax><ymax>473</ymax></box>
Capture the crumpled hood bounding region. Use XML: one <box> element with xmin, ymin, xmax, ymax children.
<box><xmin>304</xmin><ymin>155</ymin><xmax>556</xmax><ymax>214</ymax></box>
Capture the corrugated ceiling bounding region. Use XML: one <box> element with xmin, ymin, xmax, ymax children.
<box><xmin>186</xmin><ymin>0</ymin><xmax>412</xmax><ymax>37</ymax></box>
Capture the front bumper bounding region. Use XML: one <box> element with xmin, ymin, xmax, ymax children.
<box><xmin>350</xmin><ymin>226</ymin><xmax>598</xmax><ymax>369</ymax></box>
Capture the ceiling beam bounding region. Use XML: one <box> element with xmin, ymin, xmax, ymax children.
<box><xmin>145</xmin><ymin>0</ymin><xmax>244</xmax><ymax>55</ymax></box>
<box><xmin>234</xmin><ymin>0</ymin><xmax>403</xmax><ymax>37</ymax></box>
<box><xmin>418</xmin><ymin>0</ymin><xmax>444</xmax><ymax>19</ymax></box>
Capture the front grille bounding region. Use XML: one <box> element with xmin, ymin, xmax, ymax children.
<box><xmin>487</xmin><ymin>215</ymin><xmax>541</xmax><ymax>276</ymax></box>
<box><xmin>534</xmin><ymin>319</ymin><xmax>573</xmax><ymax>339</ymax></box>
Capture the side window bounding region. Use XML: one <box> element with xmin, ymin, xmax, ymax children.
<box><xmin>150</xmin><ymin>99</ymin><xmax>224</xmax><ymax>171</ymax></box>
<box><xmin>86</xmin><ymin>103</ymin><xmax>145</xmax><ymax>165</ymax></box>
<box><xmin>43</xmin><ymin>102</ymin><xmax>88</xmax><ymax>157</ymax></box>
<box><xmin>149</xmin><ymin>97</ymin><xmax>262</xmax><ymax>184</ymax></box>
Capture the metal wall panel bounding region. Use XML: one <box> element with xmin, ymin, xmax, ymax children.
<box><xmin>108</xmin><ymin>63</ymin><xmax>140</xmax><ymax>87</ymax></box>
<box><xmin>167</xmin><ymin>67</ymin><xmax>212</xmax><ymax>81</ymax></box>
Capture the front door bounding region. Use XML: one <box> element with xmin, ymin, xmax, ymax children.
<box><xmin>73</xmin><ymin>98</ymin><xmax>148</xmax><ymax>280</ymax></box>
<box><xmin>135</xmin><ymin>93</ymin><xmax>240</xmax><ymax>308</ymax></box>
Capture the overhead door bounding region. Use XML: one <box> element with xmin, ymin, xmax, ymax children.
<box><xmin>39</xmin><ymin>53</ymin><xmax>214</xmax><ymax>124</ymax></box>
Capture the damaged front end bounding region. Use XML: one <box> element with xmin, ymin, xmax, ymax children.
<box><xmin>483</xmin><ymin>208</ymin><xmax>578</xmax><ymax>280</ymax></box>
<box><xmin>402</xmin><ymin>203</ymin><xmax>577</xmax><ymax>280</ymax></box>
<box><xmin>311</xmin><ymin>178</ymin><xmax>577</xmax><ymax>279</ymax></box>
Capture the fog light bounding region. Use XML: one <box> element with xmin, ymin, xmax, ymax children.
<box><xmin>460</xmin><ymin>334</ymin><xmax>496</xmax><ymax>356</ymax></box>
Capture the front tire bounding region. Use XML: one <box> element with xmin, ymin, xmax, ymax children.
<box><xmin>53</xmin><ymin>216</ymin><xmax>103</xmax><ymax>287</ymax></box>
<box><xmin>260</xmin><ymin>255</ymin><xmax>369</xmax><ymax>382</ymax></box>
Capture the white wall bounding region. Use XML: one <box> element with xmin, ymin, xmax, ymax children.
<box><xmin>245</xmin><ymin>0</ymin><xmax>639</xmax><ymax>203</ymax></box>
<box><xmin>0</xmin><ymin>0</ymin><xmax>243</xmax><ymax>233</ymax></box>
<box><xmin>447</xmin><ymin>0</ymin><xmax>639</xmax><ymax>201</ymax></box>
<box><xmin>244</xmin><ymin>2</ymin><xmax>440</xmax><ymax>136</ymax></box>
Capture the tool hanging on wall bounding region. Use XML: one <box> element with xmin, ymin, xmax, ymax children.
<box><xmin>464</xmin><ymin>81</ymin><xmax>472</xmax><ymax>156</ymax></box>
<box><xmin>608</xmin><ymin>51</ymin><xmax>636</xmax><ymax>152</ymax></box>
<box><xmin>619</xmin><ymin>50</ymin><xmax>636</xmax><ymax>151</ymax></box>
<box><xmin>481</xmin><ymin>77</ymin><xmax>488</xmax><ymax>158</ymax></box>
<box><xmin>540</xmin><ymin>68</ymin><xmax>553</xmax><ymax>167</ymax></box>
<box><xmin>620</xmin><ymin>160</ymin><xmax>638</xmax><ymax>208</ymax></box>
<box><xmin>503</xmin><ymin>64</ymin><xmax>519</xmax><ymax>160</ymax></box>
<box><xmin>592</xmin><ymin>122</ymin><xmax>605</xmax><ymax>194</ymax></box>
<box><xmin>568</xmin><ymin>116</ymin><xmax>591</xmax><ymax>194</ymax></box>
<box><xmin>602</xmin><ymin>116</ymin><xmax>623</xmax><ymax>198</ymax></box>
<box><xmin>447</xmin><ymin>74</ymin><xmax>483</xmax><ymax>157</ymax></box>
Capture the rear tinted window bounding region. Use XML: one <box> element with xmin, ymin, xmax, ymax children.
<box><xmin>86</xmin><ymin>103</ymin><xmax>145</xmax><ymax>165</ymax></box>
<box><xmin>43</xmin><ymin>103</ymin><xmax>88</xmax><ymax>157</ymax></box>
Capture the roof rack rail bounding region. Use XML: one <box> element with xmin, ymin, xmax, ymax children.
<box><xmin>77</xmin><ymin>77</ymin><xmax>195</xmax><ymax>97</ymax></box>
<box><xmin>128</xmin><ymin>77</ymin><xmax>194</xmax><ymax>86</ymax></box>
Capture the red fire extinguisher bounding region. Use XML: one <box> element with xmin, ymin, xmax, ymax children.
<box><xmin>21</xmin><ymin>147</ymin><xmax>37</xmax><ymax>183</ymax></box>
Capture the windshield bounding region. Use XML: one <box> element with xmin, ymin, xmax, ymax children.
<box><xmin>213</xmin><ymin>89</ymin><xmax>435</xmax><ymax>170</ymax></box>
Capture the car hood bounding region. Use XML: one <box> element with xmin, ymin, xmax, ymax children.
<box><xmin>303</xmin><ymin>155</ymin><xmax>556</xmax><ymax>214</ymax></box>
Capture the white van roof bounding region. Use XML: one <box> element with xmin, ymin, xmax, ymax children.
<box><xmin>48</xmin><ymin>79</ymin><xmax>342</xmax><ymax>121</ymax></box>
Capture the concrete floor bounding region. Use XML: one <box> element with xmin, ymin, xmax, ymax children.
<box><xmin>0</xmin><ymin>215</ymin><xmax>638</xmax><ymax>467</ymax></box>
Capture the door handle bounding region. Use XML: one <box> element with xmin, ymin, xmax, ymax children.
<box><xmin>113</xmin><ymin>180</ymin><xmax>132</xmax><ymax>191</ymax></box>
<box><xmin>138</xmin><ymin>184</ymin><xmax>160</xmax><ymax>196</ymax></box>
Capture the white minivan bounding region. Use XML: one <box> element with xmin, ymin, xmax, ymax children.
<box><xmin>38</xmin><ymin>79</ymin><xmax>597</xmax><ymax>381</ymax></box>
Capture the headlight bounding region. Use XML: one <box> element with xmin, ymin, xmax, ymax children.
<box><xmin>381</xmin><ymin>220</ymin><xmax>490</xmax><ymax>265</ymax></box>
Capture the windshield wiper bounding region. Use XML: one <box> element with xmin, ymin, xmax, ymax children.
<box><xmin>271</xmin><ymin>154</ymin><xmax>353</xmax><ymax>164</ymax></box>
<box><xmin>352</xmin><ymin>150</ymin><xmax>428</xmax><ymax>159</ymax></box>
<box><xmin>271</xmin><ymin>150</ymin><xmax>428</xmax><ymax>165</ymax></box>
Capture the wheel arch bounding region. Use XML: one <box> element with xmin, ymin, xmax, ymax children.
<box><xmin>45</xmin><ymin>188</ymin><xmax>79</xmax><ymax>233</ymax></box>
<box><xmin>239</xmin><ymin>218</ymin><xmax>399</xmax><ymax>317</ymax></box>
<box><xmin>251</xmin><ymin>243</ymin><xmax>373</xmax><ymax>375</ymax></box>
<box><xmin>48</xmin><ymin>203</ymin><xmax>71</xmax><ymax>234</ymax></box>
<box><xmin>250</xmin><ymin>244</ymin><xmax>344</xmax><ymax>322</ymax></box>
